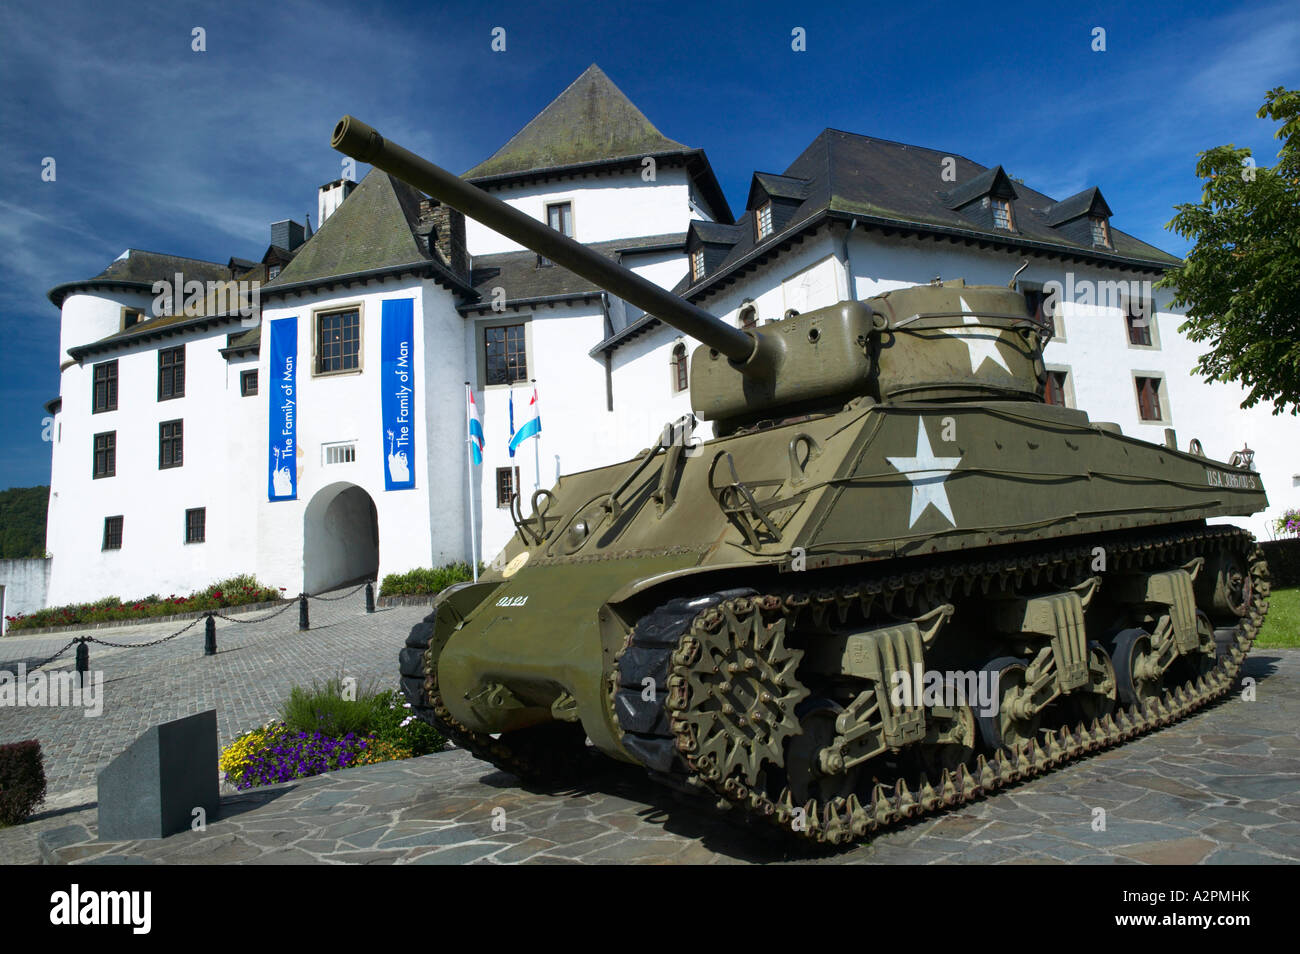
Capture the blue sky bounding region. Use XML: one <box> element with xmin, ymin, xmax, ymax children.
<box><xmin>1</xmin><ymin>0</ymin><xmax>1296</xmax><ymax>490</ymax></box>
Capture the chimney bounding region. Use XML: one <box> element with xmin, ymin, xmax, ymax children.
<box><xmin>416</xmin><ymin>198</ymin><xmax>468</xmax><ymax>279</ymax></box>
<box><xmin>270</xmin><ymin>219</ymin><xmax>306</xmax><ymax>251</ymax></box>
<box><xmin>318</xmin><ymin>178</ymin><xmax>357</xmax><ymax>227</ymax></box>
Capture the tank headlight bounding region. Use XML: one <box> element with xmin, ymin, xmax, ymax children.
<box><xmin>569</xmin><ymin>519</ymin><xmax>589</xmax><ymax>546</ymax></box>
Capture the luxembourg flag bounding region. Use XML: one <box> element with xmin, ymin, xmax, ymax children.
<box><xmin>509</xmin><ymin>386</ymin><xmax>542</xmax><ymax>456</ymax></box>
<box><xmin>467</xmin><ymin>386</ymin><xmax>484</xmax><ymax>465</ymax></box>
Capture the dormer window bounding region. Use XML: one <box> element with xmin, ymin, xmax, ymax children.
<box><xmin>992</xmin><ymin>198</ymin><xmax>1014</xmax><ymax>230</ymax></box>
<box><xmin>1090</xmin><ymin>216</ymin><xmax>1111</xmax><ymax>247</ymax></box>
<box><xmin>121</xmin><ymin>307</ymin><xmax>143</xmax><ymax>331</ymax></box>
<box><xmin>691</xmin><ymin>249</ymin><xmax>705</xmax><ymax>281</ymax></box>
<box><xmin>755</xmin><ymin>203</ymin><xmax>773</xmax><ymax>240</ymax></box>
<box><xmin>268</xmin><ymin>265</ymin><xmax>281</xmax><ymax>280</ymax></box>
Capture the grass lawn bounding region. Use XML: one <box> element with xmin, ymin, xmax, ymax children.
<box><xmin>1256</xmin><ymin>586</ymin><xmax>1299</xmax><ymax>649</ymax></box>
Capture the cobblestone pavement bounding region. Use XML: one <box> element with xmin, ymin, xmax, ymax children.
<box><xmin>5</xmin><ymin>645</ymin><xmax>1298</xmax><ymax>865</ymax></box>
<box><xmin>0</xmin><ymin>587</ymin><xmax>426</xmax><ymax>798</ymax></box>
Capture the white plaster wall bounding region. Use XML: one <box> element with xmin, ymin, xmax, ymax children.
<box><xmin>57</xmin><ymin>289</ymin><xmax>155</xmax><ymax>365</ymax></box>
<box><xmin>45</xmin><ymin>311</ymin><xmax>264</xmax><ymax>605</ymax></box>
<box><xmin>0</xmin><ymin>558</ymin><xmax>51</xmax><ymax>631</ymax></box>
<box><xmin>255</xmin><ymin>277</ymin><xmax>447</xmax><ymax>593</ymax></box>
<box><xmin>464</xmin><ymin>169</ymin><xmax>692</xmax><ymax>254</ymax></box>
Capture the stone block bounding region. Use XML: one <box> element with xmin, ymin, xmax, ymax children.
<box><xmin>97</xmin><ymin>710</ymin><xmax>218</xmax><ymax>840</ymax></box>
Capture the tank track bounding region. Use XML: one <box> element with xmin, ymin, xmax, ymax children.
<box><xmin>613</xmin><ymin>523</ymin><xmax>1269</xmax><ymax>845</ymax></box>
<box><xmin>399</xmin><ymin>618</ymin><xmax>591</xmax><ymax>784</ymax></box>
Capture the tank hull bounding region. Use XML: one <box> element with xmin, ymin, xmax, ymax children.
<box><xmin>423</xmin><ymin>400</ymin><xmax>1265</xmax><ymax>774</ymax></box>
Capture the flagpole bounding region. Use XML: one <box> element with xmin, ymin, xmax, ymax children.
<box><xmin>464</xmin><ymin>382</ymin><xmax>478</xmax><ymax>582</ymax></box>
<box><xmin>532</xmin><ymin>378</ymin><xmax>541</xmax><ymax>493</ymax></box>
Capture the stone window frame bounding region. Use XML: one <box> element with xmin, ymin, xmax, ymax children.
<box><xmin>240</xmin><ymin>369</ymin><xmax>258</xmax><ymax>397</ymax></box>
<box><xmin>496</xmin><ymin>465</ymin><xmax>520</xmax><ymax>509</ymax></box>
<box><xmin>476</xmin><ymin>314</ymin><xmax>533</xmax><ymax>391</ymax></box>
<box><xmin>1019</xmin><ymin>281</ymin><xmax>1064</xmax><ymax>343</ymax></box>
<box><xmin>1133</xmin><ymin>371</ymin><xmax>1171</xmax><ymax>425</ymax></box>
<box><xmin>1122</xmin><ymin>287</ymin><xmax>1160</xmax><ymax>351</ymax></box>
<box><xmin>312</xmin><ymin>301</ymin><xmax>366</xmax><ymax>377</ymax></box>
<box><xmin>671</xmin><ymin>341</ymin><xmax>688</xmax><ymax>393</ymax></box>
<box><xmin>1043</xmin><ymin>363</ymin><xmax>1076</xmax><ymax>408</ymax></box>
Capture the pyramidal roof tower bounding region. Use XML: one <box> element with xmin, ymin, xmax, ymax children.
<box><xmin>466</xmin><ymin>64</ymin><xmax>689</xmax><ymax>178</ymax></box>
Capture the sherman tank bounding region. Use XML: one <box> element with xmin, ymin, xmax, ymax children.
<box><xmin>332</xmin><ymin>116</ymin><xmax>1270</xmax><ymax>845</ymax></box>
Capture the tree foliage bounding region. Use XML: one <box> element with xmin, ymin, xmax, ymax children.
<box><xmin>0</xmin><ymin>486</ymin><xmax>48</xmax><ymax>559</ymax></box>
<box><xmin>1157</xmin><ymin>87</ymin><xmax>1300</xmax><ymax>414</ymax></box>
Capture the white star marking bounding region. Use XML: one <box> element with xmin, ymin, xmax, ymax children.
<box><xmin>943</xmin><ymin>296</ymin><xmax>1012</xmax><ymax>374</ymax></box>
<box><xmin>885</xmin><ymin>418</ymin><xmax>964</xmax><ymax>528</ymax></box>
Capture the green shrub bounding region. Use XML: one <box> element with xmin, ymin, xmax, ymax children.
<box><xmin>0</xmin><ymin>740</ymin><xmax>46</xmax><ymax>826</ymax></box>
<box><xmin>278</xmin><ymin>676</ymin><xmax>388</xmax><ymax>738</ymax></box>
<box><xmin>379</xmin><ymin>562</ymin><xmax>477</xmax><ymax>597</ymax></box>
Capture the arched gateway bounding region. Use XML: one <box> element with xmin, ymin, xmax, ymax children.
<box><xmin>302</xmin><ymin>482</ymin><xmax>379</xmax><ymax>595</ymax></box>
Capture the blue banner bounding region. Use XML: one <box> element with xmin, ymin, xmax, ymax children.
<box><xmin>267</xmin><ymin>317</ymin><xmax>297</xmax><ymax>501</ymax></box>
<box><xmin>381</xmin><ymin>298</ymin><xmax>415</xmax><ymax>490</ymax></box>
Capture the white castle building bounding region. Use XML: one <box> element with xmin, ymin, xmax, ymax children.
<box><xmin>40</xmin><ymin>65</ymin><xmax>1298</xmax><ymax>606</ymax></box>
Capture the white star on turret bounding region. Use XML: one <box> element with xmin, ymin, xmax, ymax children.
<box><xmin>943</xmin><ymin>296</ymin><xmax>1012</xmax><ymax>374</ymax></box>
<box><xmin>886</xmin><ymin>418</ymin><xmax>964</xmax><ymax>528</ymax></box>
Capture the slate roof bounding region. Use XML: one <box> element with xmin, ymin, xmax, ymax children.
<box><xmin>66</xmin><ymin>264</ymin><xmax>265</xmax><ymax>359</ymax></box>
<box><xmin>748</xmin><ymin>172</ymin><xmax>810</xmax><ymax>206</ymax></box>
<box><xmin>48</xmin><ymin>250</ymin><xmax>232</xmax><ymax>308</ymax></box>
<box><xmin>463</xmin><ymin>65</ymin><xmax>733</xmax><ymax>223</ymax></box>
<box><xmin>463</xmin><ymin>232</ymin><xmax>685</xmax><ymax>312</ymax></box>
<box><xmin>263</xmin><ymin>169</ymin><xmax>473</xmax><ymax>297</ymax></box>
<box><xmin>941</xmin><ymin>165</ymin><xmax>1016</xmax><ymax>209</ymax></box>
<box><xmin>1044</xmin><ymin>186</ymin><xmax>1112</xmax><ymax>226</ymax></box>
<box><xmin>465</xmin><ymin>65</ymin><xmax>689</xmax><ymax>178</ymax></box>
<box><xmin>685</xmin><ymin>129</ymin><xmax>1181</xmax><ymax>301</ymax></box>
<box><xmin>691</xmin><ymin>222</ymin><xmax>744</xmax><ymax>244</ymax></box>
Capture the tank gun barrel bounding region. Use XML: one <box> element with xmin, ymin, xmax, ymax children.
<box><xmin>331</xmin><ymin>115</ymin><xmax>757</xmax><ymax>366</ymax></box>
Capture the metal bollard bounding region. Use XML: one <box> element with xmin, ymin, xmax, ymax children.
<box><xmin>75</xmin><ymin>638</ymin><xmax>89</xmax><ymax>687</ymax></box>
<box><xmin>299</xmin><ymin>593</ymin><xmax>309</xmax><ymax>630</ymax></box>
<box><xmin>204</xmin><ymin>613</ymin><xmax>217</xmax><ymax>656</ymax></box>
<box><xmin>365</xmin><ymin>581</ymin><xmax>375</xmax><ymax>613</ymax></box>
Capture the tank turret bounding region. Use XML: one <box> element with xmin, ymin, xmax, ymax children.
<box><xmin>332</xmin><ymin>116</ymin><xmax>1050</xmax><ymax>434</ymax></box>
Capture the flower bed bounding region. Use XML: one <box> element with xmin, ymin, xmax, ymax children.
<box><xmin>220</xmin><ymin>684</ymin><xmax>444</xmax><ymax>790</ymax></box>
<box><xmin>4</xmin><ymin>574</ymin><xmax>285</xmax><ymax>631</ymax></box>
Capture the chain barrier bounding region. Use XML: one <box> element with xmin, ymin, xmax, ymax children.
<box><xmin>211</xmin><ymin>598</ymin><xmax>299</xmax><ymax>625</ymax></box>
<box><xmin>15</xmin><ymin>580</ymin><xmax>376</xmax><ymax>671</ymax></box>
<box><xmin>84</xmin><ymin>614</ymin><xmax>205</xmax><ymax>648</ymax></box>
<box><xmin>306</xmin><ymin>580</ymin><xmax>371</xmax><ymax>602</ymax></box>
<box><xmin>28</xmin><ymin>638</ymin><xmax>80</xmax><ymax>671</ymax></box>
